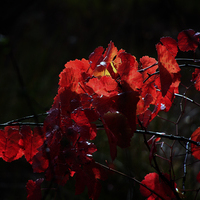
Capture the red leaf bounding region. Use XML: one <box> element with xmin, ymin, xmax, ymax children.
<box><xmin>197</xmin><ymin>171</ymin><xmax>200</xmax><ymax>183</ymax></box>
<box><xmin>89</xmin><ymin>46</ymin><xmax>104</xmax><ymax>70</ymax></box>
<box><xmin>178</xmin><ymin>29</ymin><xmax>200</xmax><ymax>52</ymax></box>
<box><xmin>103</xmin><ymin>41</ymin><xmax>118</xmax><ymax>63</ymax></box>
<box><xmin>156</xmin><ymin>43</ymin><xmax>180</xmax><ymax>96</ymax></box>
<box><xmin>103</xmin><ymin>112</ymin><xmax>132</xmax><ymax>148</ymax></box>
<box><xmin>26</xmin><ymin>178</ymin><xmax>44</xmax><ymax>200</ymax></box>
<box><xmin>32</xmin><ymin>148</ymin><xmax>49</xmax><ymax>173</ymax></box>
<box><xmin>71</xmin><ymin>108</ymin><xmax>98</xmax><ymax>140</ymax></box>
<box><xmin>20</xmin><ymin>126</ymin><xmax>44</xmax><ymax>164</ymax></box>
<box><xmin>140</xmin><ymin>173</ymin><xmax>177</xmax><ymax>200</ymax></box>
<box><xmin>93</xmin><ymin>89</ymin><xmax>139</xmax><ymax>160</ymax></box>
<box><xmin>138</xmin><ymin>109</ymin><xmax>152</xmax><ymax>128</ymax></box>
<box><xmin>102</xmin><ymin>112</ymin><xmax>132</xmax><ymax>160</ymax></box>
<box><xmin>160</xmin><ymin>37</ymin><xmax>178</xmax><ymax>57</ymax></box>
<box><xmin>139</xmin><ymin>56</ymin><xmax>158</xmax><ymax>84</ymax></box>
<box><xmin>117</xmin><ymin>52</ymin><xmax>143</xmax><ymax>91</ymax></box>
<box><xmin>91</xmin><ymin>41</ymin><xmax>118</xmax><ymax>78</ymax></box>
<box><xmin>192</xmin><ymin>68</ymin><xmax>200</xmax><ymax>91</ymax></box>
<box><xmin>0</xmin><ymin>126</ymin><xmax>22</xmax><ymax>162</ymax></box>
<box><xmin>86</xmin><ymin>76</ymin><xmax>118</xmax><ymax>97</ymax></box>
<box><xmin>75</xmin><ymin>162</ymin><xmax>107</xmax><ymax>200</ymax></box>
<box><xmin>114</xmin><ymin>89</ymin><xmax>140</xmax><ymax>133</ymax></box>
<box><xmin>137</xmin><ymin>83</ymin><xmax>157</xmax><ymax>115</ymax></box>
<box><xmin>102</xmin><ymin>120</ymin><xmax>118</xmax><ymax>160</ymax></box>
<box><xmin>59</xmin><ymin>59</ymin><xmax>90</xmax><ymax>93</ymax></box>
<box><xmin>191</xmin><ymin>127</ymin><xmax>200</xmax><ymax>160</ymax></box>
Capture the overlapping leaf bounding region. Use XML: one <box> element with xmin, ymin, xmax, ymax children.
<box><xmin>26</xmin><ymin>178</ymin><xmax>44</xmax><ymax>200</ymax></box>
<box><xmin>156</xmin><ymin>43</ymin><xmax>180</xmax><ymax>97</ymax></box>
<box><xmin>1</xmin><ymin>32</ymin><xmax>199</xmax><ymax>200</ymax></box>
<box><xmin>192</xmin><ymin>68</ymin><xmax>200</xmax><ymax>91</ymax></box>
<box><xmin>140</xmin><ymin>172</ymin><xmax>177</xmax><ymax>200</ymax></box>
<box><xmin>160</xmin><ymin>37</ymin><xmax>178</xmax><ymax>57</ymax></box>
<box><xmin>191</xmin><ymin>127</ymin><xmax>200</xmax><ymax>160</ymax></box>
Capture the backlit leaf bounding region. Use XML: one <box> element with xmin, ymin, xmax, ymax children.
<box><xmin>26</xmin><ymin>178</ymin><xmax>44</xmax><ymax>200</ymax></box>
<box><xmin>156</xmin><ymin>43</ymin><xmax>180</xmax><ymax>96</ymax></box>
<box><xmin>178</xmin><ymin>29</ymin><xmax>200</xmax><ymax>52</ymax></box>
<box><xmin>192</xmin><ymin>68</ymin><xmax>200</xmax><ymax>91</ymax></box>
<box><xmin>191</xmin><ymin>127</ymin><xmax>200</xmax><ymax>160</ymax></box>
<box><xmin>0</xmin><ymin>126</ymin><xmax>22</xmax><ymax>162</ymax></box>
<box><xmin>140</xmin><ymin>172</ymin><xmax>177</xmax><ymax>200</ymax></box>
<box><xmin>20</xmin><ymin>126</ymin><xmax>44</xmax><ymax>164</ymax></box>
<box><xmin>160</xmin><ymin>37</ymin><xmax>178</xmax><ymax>57</ymax></box>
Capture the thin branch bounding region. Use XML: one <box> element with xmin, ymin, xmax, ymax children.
<box><xmin>95</xmin><ymin>161</ymin><xmax>165</xmax><ymax>200</ymax></box>
<box><xmin>182</xmin><ymin>141</ymin><xmax>189</xmax><ymax>193</ymax></box>
<box><xmin>175</xmin><ymin>93</ymin><xmax>200</xmax><ymax>107</ymax></box>
<box><xmin>134</xmin><ymin>130</ymin><xmax>200</xmax><ymax>146</ymax></box>
<box><xmin>176</xmin><ymin>58</ymin><xmax>200</xmax><ymax>63</ymax></box>
<box><xmin>143</xmin><ymin>71</ymin><xmax>159</xmax><ymax>83</ymax></box>
<box><xmin>3</xmin><ymin>113</ymin><xmax>47</xmax><ymax>124</ymax></box>
<box><xmin>179</xmin><ymin>63</ymin><xmax>200</xmax><ymax>69</ymax></box>
<box><xmin>137</xmin><ymin>62</ymin><xmax>158</xmax><ymax>72</ymax></box>
<box><xmin>0</xmin><ymin>122</ymin><xmax>44</xmax><ymax>127</ymax></box>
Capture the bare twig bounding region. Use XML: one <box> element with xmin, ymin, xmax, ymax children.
<box><xmin>137</xmin><ymin>62</ymin><xmax>158</xmax><ymax>72</ymax></box>
<box><xmin>175</xmin><ymin>93</ymin><xmax>200</xmax><ymax>107</ymax></box>
<box><xmin>182</xmin><ymin>141</ymin><xmax>189</xmax><ymax>193</ymax></box>
<box><xmin>96</xmin><ymin>161</ymin><xmax>165</xmax><ymax>200</ymax></box>
<box><xmin>134</xmin><ymin>130</ymin><xmax>200</xmax><ymax>146</ymax></box>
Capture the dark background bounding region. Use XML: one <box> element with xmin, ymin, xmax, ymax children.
<box><xmin>0</xmin><ymin>0</ymin><xmax>200</xmax><ymax>199</ymax></box>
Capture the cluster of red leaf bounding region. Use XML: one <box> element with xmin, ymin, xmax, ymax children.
<box><xmin>0</xmin><ymin>29</ymin><xmax>200</xmax><ymax>200</ymax></box>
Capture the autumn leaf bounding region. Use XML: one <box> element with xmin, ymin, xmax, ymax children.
<box><xmin>191</xmin><ymin>127</ymin><xmax>200</xmax><ymax>160</ymax></box>
<box><xmin>103</xmin><ymin>112</ymin><xmax>132</xmax><ymax>148</ymax></box>
<box><xmin>89</xmin><ymin>46</ymin><xmax>104</xmax><ymax>70</ymax></box>
<box><xmin>20</xmin><ymin>126</ymin><xmax>44</xmax><ymax>164</ymax></box>
<box><xmin>75</xmin><ymin>162</ymin><xmax>107</xmax><ymax>200</ymax></box>
<box><xmin>91</xmin><ymin>41</ymin><xmax>118</xmax><ymax>78</ymax></box>
<box><xmin>178</xmin><ymin>29</ymin><xmax>200</xmax><ymax>52</ymax></box>
<box><xmin>197</xmin><ymin>171</ymin><xmax>200</xmax><ymax>183</ymax></box>
<box><xmin>160</xmin><ymin>37</ymin><xmax>178</xmax><ymax>57</ymax></box>
<box><xmin>139</xmin><ymin>56</ymin><xmax>158</xmax><ymax>84</ymax></box>
<box><xmin>192</xmin><ymin>68</ymin><xmax>200</xmax><ymax>91</ymax></box>
<box><xmin>136</xmin><ymin>82</ymin><xmax>157</xmax><ymax>115</ymax></box>
<box><xmin>0</xmin><ymin>126</ymin><xmax>23</xmax><ymax>162</ymax></box>
<box><xmin>71</xmin><ymin>108</ymin><xmax>98</xmax><ymax>140</ymax></box>
<box><xmin>26</xmin><ymin>178</ymin><xmax>44</xmax><ymax>200</ymax></box>
<box><xmin>86</xmin><ymin>76</ymin><xmax>119</xmax><ymax>97</ymax></box>
<box><xmin>59</xmin><ymin>59</ymin><xmax>91</xmax><ymax>93</ymax></box>
<box><xmin>138</xmin><ymin>109</ymin><xmax>152</xmax><ymax>128</ymax></box>
<box><xmin>140</xmin><ymin>172</ymin><xmax>177</xmax><ymax>200</ymax></box>
<box><xmin>32</xmin><ymin>147</ymin><xmax>49</xmax><ymax>173</ymax></box>
<box><xmin>102</xmin><ymin>112</ymin><xmax>131</xmax><ymax>160</ymax></box>
<box><xmin>117</xmin><ymin>52</ymin><xmax>143</xmax><ymax>91</ymax></box>
<box><xmin>156</xmin><ymin>43</ymin><xmax>180</xmax><ymax>97</ymax></box>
